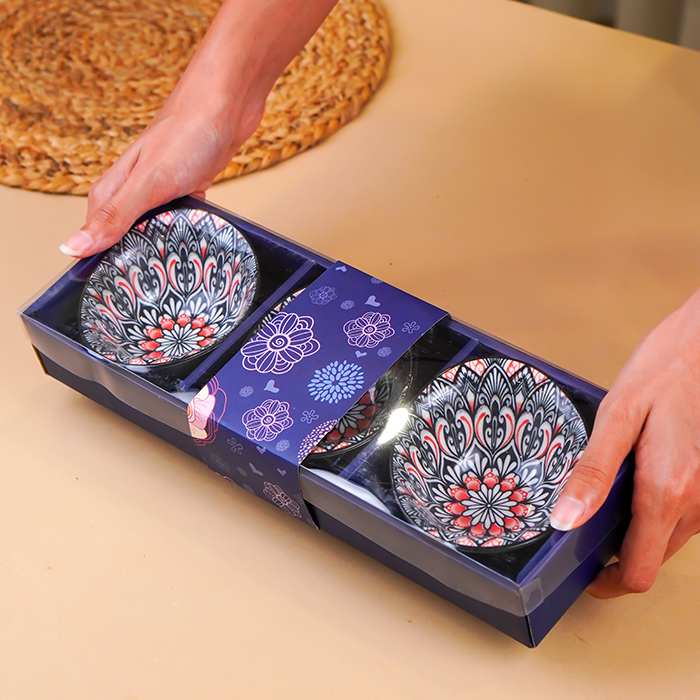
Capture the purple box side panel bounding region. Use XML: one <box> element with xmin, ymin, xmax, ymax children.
<box><xmin>527</xmin><ymin>514</ymin><xmax>630</xmax><ymax>645</ymax></box>
<box><xmin>37</xmin><ymin>352</ymin><xmax>200</xmax><ymax>460</ymax></box>
<box><xmin>23</xmin><ymin>316</ymin><xmax>187</xmax><ymax>429</ymax></box>
<box><xmin>307</xmin><ymin>503</ymin><xmax>533</xmax><ymax>646</ymax></box>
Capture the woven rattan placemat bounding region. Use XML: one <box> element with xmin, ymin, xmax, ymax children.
<box><xmin>0</xmin><ymin>0</ymin><xmax>390</xmax><ymax>195</ymax></box>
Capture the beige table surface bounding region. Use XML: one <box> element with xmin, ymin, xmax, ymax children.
<box><xmin>3</xmin><ymin>0</ymin><xmax>700</xmax><ymax>697</ymax></box>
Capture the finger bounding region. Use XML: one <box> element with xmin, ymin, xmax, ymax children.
<box><xmin>587</xmin><ymin>506</ymin><xmax>677</xmax><ymax>598</ymax></box>
<box><xmin>60</xmin><ymin>149</ymin><xmax>145</xmax><ymax>257</ymax></box>
<box><xmin>86</xmin><ymin>145</ymin><xmax>141</xmax><ymax>221</ymax></box>
<box><xmin>663</xmin><ymin>517</ymin><xmax>700</xmax><ymax>563</ymax></box>
<box><xmin>63</xmin><ymin>180</ymin><xmax>210</xmax><ymax>258</ymax></box>
<box><xmin>550</xmin><ymin>391</ymin><xmax>647</xmax><ymax>531</ymax></box>
<box><xmin>60</xmin><ymin>166</ymin><xmax>163</xmax><ymax>257</ymax></box>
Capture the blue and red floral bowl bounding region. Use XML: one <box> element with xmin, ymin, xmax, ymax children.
<box><xmin>79</xmin><ymin>208</ymin><xmax>258</xmax><ymax>369</ymax></box>
<box><xmin>391</xmin><ymin>357</ymin><xmax>589</xmax><ymax>551</ymax></box>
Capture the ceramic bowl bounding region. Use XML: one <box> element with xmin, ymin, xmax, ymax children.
<box><xmin>79</xmin><ymin>208</ymin><xmax>258</xmax><ymax>368</ymax></box>
<box><xmin>252</xmin><ymin>286</ymin><xmax>415</xmax><ymax>456</ymax></box>
<box><xmin>391</xmin><ymin>357</ymin><xmax>588</xmax><ymax>550</ymax></box>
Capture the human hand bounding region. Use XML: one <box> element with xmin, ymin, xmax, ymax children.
<box><xmin>59</xmin><ymin>84</ymin><xmax>264</xmax><ymax>257</ymax></box>
<box><xmin>59</xmin><ymin>0</ymin><xmax>340</xmax><ymax>258</ymax></box>
<box><xmin>549</xmin><ymin>287</ymin><xmax>700</xmax><ymax>597</ymax></box>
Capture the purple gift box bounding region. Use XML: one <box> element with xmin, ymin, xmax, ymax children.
<box><xmin>18</xmin><ymin>196</ymin><xmax>633</xmax><ymax>647</ymax></box>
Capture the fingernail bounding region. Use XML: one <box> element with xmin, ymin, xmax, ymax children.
<box><xmin>550</xmin><ymin>496</ymin><xmax>586</xmax><ymax>531</ymax></box>
<box><xmin>59</xmin><ymin>229</ymin><xmax>94</xmax><ymax>256</ymax></box>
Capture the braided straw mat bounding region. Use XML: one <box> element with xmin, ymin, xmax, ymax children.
<box><xmin>0</xmin><ymin>0</ymin><xmax>390</xmax><ymax>195</ymax></box>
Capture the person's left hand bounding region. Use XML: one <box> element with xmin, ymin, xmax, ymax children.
<box><xmin>549</xmin><ymin>285</ymin><xmax>700</xmax><ymax>597</ymax></box>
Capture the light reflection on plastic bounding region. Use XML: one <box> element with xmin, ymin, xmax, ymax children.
<box><xmin>376</xmin><ymin>407</ymin><xmax>409</xmax><ymax>445</ymax></box>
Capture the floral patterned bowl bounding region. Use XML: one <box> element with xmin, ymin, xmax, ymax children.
<box><xmin>79</xmin><ymin>208</ymin><xmax>258</xmax><ymax>368</ymax></box>
<box><xmin>391</xmin><ymin>357</ymin><xmax>589</xmax><ymax>551</ymax></box>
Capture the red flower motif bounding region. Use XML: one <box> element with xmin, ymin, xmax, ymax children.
<box><xmin>191</xmin><ymin>316</ymin><xmax>206</xmax><ymax>329</ymax></box>
<box><xmin>483</xmin><ymin>471</ymin><xmax>499</xmax><ymax>488</ymax></box>
<box><xmin>159</xmin><ymin>317</ymin><xmax>175</xmax><ymax>330</ymax></box>
<box><xmin>445</xmin><ymin>502</ymin><xmax>466</xmax><ymax>515</ymax></box>
<box><xmin>177</xmin><ymin>313</ymin><xmax>191</xmax><ymax>327</ymax></box>
<box><xmin>470</xmin><ymin>522</ymin><xmax>485</xmax><ymax>538</ymax></box>
<box><xmin>449</xmin><ymin>487</ymin><xmax>470</xmax><ymax>501</ymax></box>
<box><xmin>443</xmin><ymin>471</ymin><xmax>534</xmax><ymax>544</ymax></box>
<box><xmin>455</xmin><ymin>537</ymin><xmax>477</xmax><ymax>547</ymax></box>
<box><xmin>504</xmin><ymin>517</ymin><xmax>521</xmax><ymax>531</ymax></box>
<box><xmin>324</xmin><ymin>428</ymin><xmax>343</xmax><ymax>444</ymax></box>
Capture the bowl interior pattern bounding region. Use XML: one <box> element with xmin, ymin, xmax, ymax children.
<box><xmin>391</xmin><ymin>358</ymin><xmax>588</xmax><ymax>549</ymax></box>
<box><xmin>80</xmin><ymin>208</ymin><xmax>258</xmax><ymax>366</ymax></box>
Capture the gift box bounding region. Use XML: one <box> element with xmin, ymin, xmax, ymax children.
<box><xmin>18</xmin><ymin>196</ymin><xmax>633</xmax><ymax>647</ymax></box>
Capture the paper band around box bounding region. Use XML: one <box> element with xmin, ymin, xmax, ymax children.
<box><xmin>0</xmin><ymin>0</ymin><xmax>390</xmax><ymax>195</ymax></box>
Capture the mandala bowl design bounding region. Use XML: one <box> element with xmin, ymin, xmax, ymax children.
<box><xmin>79</xmin><ymin>208</ymin><xmax>258</xmax><ymax>369</ymax></box>
<box><xmin>391</xmin><ymin>358</ymin><xmax>589</xmax><ymax>551</ymax></box>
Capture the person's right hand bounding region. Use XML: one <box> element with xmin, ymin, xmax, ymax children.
<box><xmin>550</xmin><ymin>285</ymin><xmax>700</xmax><ymax>596</ymax></box>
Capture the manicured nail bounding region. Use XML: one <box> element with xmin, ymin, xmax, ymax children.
<box><xmin>59</xmin><ymin>229</ymin><xmax>94</xmax><ymax>256</ymax></box>
<box><xmin>550</xmin><ymin>496</ymin><xmax>586</xmax><ymax>531</ymax></box>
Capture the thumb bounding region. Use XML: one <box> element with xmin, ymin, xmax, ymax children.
<box><xmin>61</xmin><ymin>181</ymin><xmax>210</xmax><ymax>258</ymax></box>
<box><xmin>550</xmin><ymin>392</ymin><xmax>644</xmax><ymax>531</ymax></box>
<box><xmin>60</xmin><ymin>174</ymin><xmax>157</xmax><ymax>258</ymax></box>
